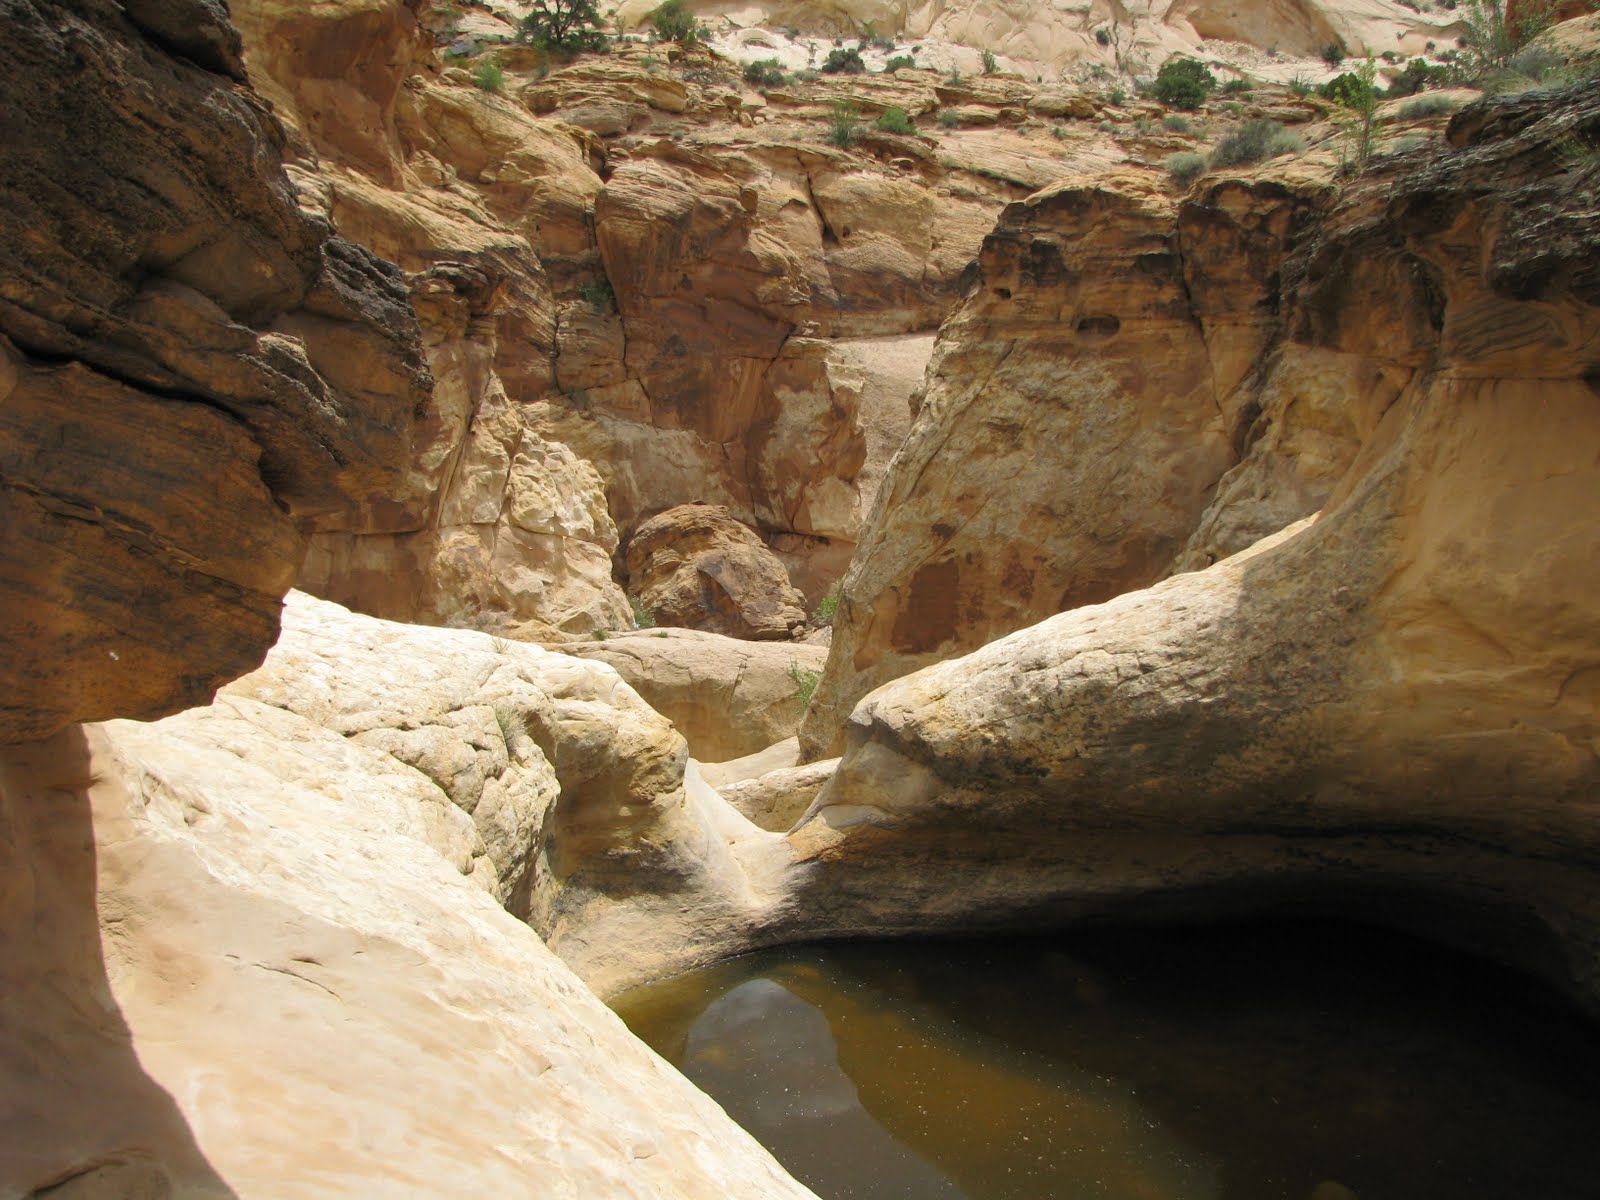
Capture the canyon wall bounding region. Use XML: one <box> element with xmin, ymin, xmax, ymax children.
<box><xmin>780</xmin><ymin>83</ymin><xmax>1600</xmax><ymax>1008</ymax></box>
<box><xmin>227</xmin><ymin>0</ymin><xmax>1028</xmax><ymax>630</ymax></box>
<box><xmin>0</xmin><ymin>0</ymin><xmax>427</xmax><ymax>741</ymax></box>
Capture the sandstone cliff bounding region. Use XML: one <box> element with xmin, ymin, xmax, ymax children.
<box><xmin>779</xmin><ymin>82</ymin><xmax>1600</xmax><ymax>1010</ymax></box>
<box><xmin>0</xmin><ymin>0</ymin><xmax>426</xmax><ymax>742</ymax></box>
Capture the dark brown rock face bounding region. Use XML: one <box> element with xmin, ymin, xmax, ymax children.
<box><xmin>0</xmin><ymin>0</ymin><xmax>428</xmax><ymax>741</ymax></box>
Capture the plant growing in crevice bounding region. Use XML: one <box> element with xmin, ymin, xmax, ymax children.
<box><xmin>628</xmin><ymin>595</ymin><xmax>656</xmax><ymax>628</ymax></box>
<box><xmin>517</xmin><ymin>0</ymin><xmax>608</xmax><ymax>54</ymax></box>
<box><xmin>493</xmin><ymin>703</ymin><xmax>528</xmax><ymax>750</ymax></box>
<box><xmin>1152</xmin><ymin>57</ymin><xmax>1215</xmax><ymax>110</ymax></box>
<box><xmin>788</xmin><ymin>662</ymin><xmax>821</xmax><ymax>711</ymax></box>
<box><xmin>827</xmin><ymin>99</ymin><xmax>861</xmax><ymax>147</ymax></box>
<box><xmin>811</xmin><ymin>583</ymin><xmax>841</xmax><ymax>626</ymax></box>
<box><xmin>743</xmin><ymin>57</ymin><xmax>787</xmax><ymax>88</ymax></box>
<box><xmin>473</xmin><ymin>58</ymin><xmax>505</xmax><ymax>92</ymax></box>
<box><xmin>875</xmin><ymin>106</ymin><xmax>916</xmax><ymax>134</ymax></box>
<box><xmin>577</xmin><ymin>278</ymin><xmax>614</xmax><ymax>312</ymax></box>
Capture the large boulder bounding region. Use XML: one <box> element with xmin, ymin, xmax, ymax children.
<box><xmin>626</xmin><ymin>504</ymin><xmax>809</xmax><ymax>640</ymax></box>
<box><xmin>0</xmin><ymin>0</ymin><xmax>427</xmax><ymax>742</ymax></box>
<box><xmin>563</xmin><ymin>629</ymin><xmax>829</xmax><ymax>761</ymax></box>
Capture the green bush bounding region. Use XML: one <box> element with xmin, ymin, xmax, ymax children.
<box><xmin>743</xmin><ymin>57</ymin><xmax>787</xmax><ymax>88</ymax></box>
<box><xmin>1288</xmin><ymin>73</ymin><xmax>1313</xmax><ymax>97</ymax></box>
<box><xmin>875</xmin><ymin>106</ymin><xmax>916</xmax><ymax>134</ymax></box>
<box><xmin>937</xmin><ymin>108</ymin><xmax>962</xmax><ymax>128</ymax></box>
<box><xmin>1322</xmin><ymin>70</ymin><xmax>1376</xmax><ymax>108</ymax></box>
<box><xmin>884</xmin><ymin>54</ymin><xmax>916</xmax><ymax>72</ymax></box>
<box><xmin>821</xmin><ymin>46</ymin><xmax>866</xmax><ymax>73</ymax></box>
<box><xmin>517</xmin><ymin>0</ymin><xmax>608</xmax><ymax>54</ymax></box>
<box><xmin>1152</xmin><ymin>58</ymin><xmax>1216</xmax><ymax>110</ymax></box>
<box><xmin>1322</xmin><ymin>42</ymin><xmax>1346</xmax><ymax>67</ymax></box>
<box><xmin>473</xmin><ymin>59</ymin><xmax>505</xmax><ymax>92</ymax></box>
<box><xmin>811</xmin><ymin>584</ymin><xmax>841</xmax><ymax>625</ymax></box>
<box><xmin>1221</xmin><ymin>77</ymin><xmax>1251</xmax><ymax>94</ymax></box>
<box><xmin>647</xmin><ymin>0</ymin><xmax>702</xmax><ymax>43</ymax></box>
<box><xmin>1165</xmin><ymin>151</ymin><xmax>1207</xmax><ymax>185</ymax></box>
<box><xmin>827</xmin><ymin>100</ymin><xmax>861</xmax><ymax>147</ymax></box>
<box><xmin>628</xmin><ymin>595</ymin><xmax>656</xmax><ymax>629</ymax></box>
<box><xmin>1162</xmin><ymin>113</ymin><xmax>1192</xmax><ymax>133</ymax></box>
<box><xmin>1209</xmin><ymin>119</ymin><xmax>1302</xmax><ymax>167</ymax></box>
<box><xmin>981</xmin><ymin>49</ymin><xmax>999</xmax><ymax>75</ymax></box>
<box><xmin>788</xmin><ymin>662</ymin><xmax>820</xmax><ymax>711</ymax></box>
<box><xmin>577</xmin><ymin>278</ymin><xmax>614</xmax><ymax>311</ymax></box>
<box><xmin>1385</xmin><ymin>56</ymin><xmax>1453</xmax><ymax>97</ymax></box>
<box><xmin>1398</xmin><ymin>92</ymin><xmax>1458</xmax><ymax>119</ymax></box>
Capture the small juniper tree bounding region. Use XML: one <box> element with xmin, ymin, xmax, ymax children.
<box><xmin>518</xmin><ymin>0</ymin><xmax>608</xmax><ymax>53</ymax></box>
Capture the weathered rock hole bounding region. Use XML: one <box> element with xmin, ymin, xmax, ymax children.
<box><xmin>1076</xmin><ymin>313</ymin><xmax>1120</xmax><ymax>340</ymax></box>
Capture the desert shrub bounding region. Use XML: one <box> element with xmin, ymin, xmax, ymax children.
<box><xmin>821</xmin><ymin>46</ymin><xmax>866</xmax><ymax>74</ymax></box>
<box><xmin>577</xmin><ymin>278</ymin><xmax>613</xmax><ymax>311</ymax></box>
<box><xmin>827</xmin><ymin>100</ymin><xmax>861</xmax><ymax>146</ymax></box>
<box><xmin>743</xmin><ymin>57</ymin><xmax>787</xmax><ymax>88</ymax></box>
<box><xmin>472</xmin><ymin>59</ymin><xmax>505</xmax><ymax>92</ymax></box>
<box><xmin>628</xmin><ymin>595</ymin><xmax>655</xmax><ymax>629</ymax></box>
<box><xmin>788</xmin><ymin>662</ymin><xmax>820</xmax><ymax>711</ymax></box>
<box><xmin>885</xmin><ymin>54</ymin><xmax>916</xmax><ymax>72</ymax></box>
<box><xmin>1386</xmin><ymin>56</ymin><xmax>1453</xmax><ymax>96</ymax></box>
<box><xmin>647</xmin><ymin>0</ymin><xmax>702</xmax><ymax>43</ymax></box>
<box><xmin>1166</xmin><ymin>150</ymin><xmax>1207</xmax><ymax>184</ymax></box>
<box><xmin>1394</xmin><ymin>134</ymin><xmax>1430</xmax><ymax>153</ymax></box>
<box><xmin>793</xmin><ymin>68</ymin><xmax>820</xmax><ymax>82</ymax></box>
<box><xmin>517</xmin><ymin>0</ymin><xmax>608</xmax><ymax>54</ymax></box>
<box><xmin>875</xmin><ymin>106</ymin><xmax>916</xmax><ymax>134</ymax></box>
<box><xmin>1152</xmin><ymin>57</ymin><xmax>1216</xmax><ymax>110</ymax></box>
<box><xmin>1210</xmin><ymin>119</ymin><xmax>1301</xmax><ymax>167</ymax></box>
<box><xmin>1288</xmin><ymin>73</ymin><xmax>1313</xmax><ymax>96</ymax></box>
<box><xmin>1108</xmin><ymin>85</ymin><xmax>1126</xmax><ymax>105</ymax></box>
<box><xmin>1221</xmin><ymin>77</ymin><xmax>1251</xmax><ymax>94</ymax></box>
<box><xmin>1399</xmin><ymin>92</ymin><xmax>1458</xmax><ymax>119</ymax></box>
<box><xmin>811</xmin><ymin>584</ymin><xmax>841</xmax><ymax>626</ymax></box>
<box><xmin>982</xmin><ymin>48</ymin><xmax>999</xmax><ymax>74</ymax></box>
<box><xmin>937</xmin><ymin>108</ymin><xmax>962</xmax><ymax>128</ymax></box>
<box><xmin>1322</xmin><ymin>70</ymin><xmax>1377</xmax><ymax>108</ymax></box>
<box><xmin>1162</xmin><ymin>113</ymin><xmax>1191</xmax><ymax>133</ymax></box>
<box><xmin>1322</xmin><ymin>43</ymin><xmax>1346</xmax><ymax>67</ymax></box>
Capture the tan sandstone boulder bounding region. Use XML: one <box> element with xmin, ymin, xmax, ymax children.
<box><xmin>627</xmin><ymin>504</ymin><xmax>809</xmax><ymax>640</ymax></box>
<box><xmin>563</xmin><ymin>630</ymin><xmax>829</xmax><ymax>762</ymax></box>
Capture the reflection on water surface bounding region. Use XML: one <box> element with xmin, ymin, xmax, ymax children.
<box><xmin>614</xmin><ymin>922</ymin><xmax>1600</xmax><ymax>1200</ymax></box>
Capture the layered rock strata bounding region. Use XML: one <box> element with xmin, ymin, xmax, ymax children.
<box><xmin>0</xmin><ymin>0</ymin><xmax>426</xmax><ymax>741</ymax></box>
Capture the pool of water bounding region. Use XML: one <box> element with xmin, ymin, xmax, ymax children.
<box><xmin>613</xmin><ymin>922</ymin><xmax>1600</xmax><ymax>1200</ymax></box>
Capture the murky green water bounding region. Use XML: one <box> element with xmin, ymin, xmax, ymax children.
<box><xmin>614</xmin><ymin>922</ymin><xmax>1600</xmax><ymax>1200</ymax></box>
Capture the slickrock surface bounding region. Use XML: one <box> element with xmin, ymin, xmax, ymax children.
<box><xmin>0</xmin><ymin>0</ymin><xmax>426</xmax><ymax>740</ymax></box>
<box><xmin>0</xmin><ymin>598</ymin><xmax>816</xmax><ymax>1197</ymax></box>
